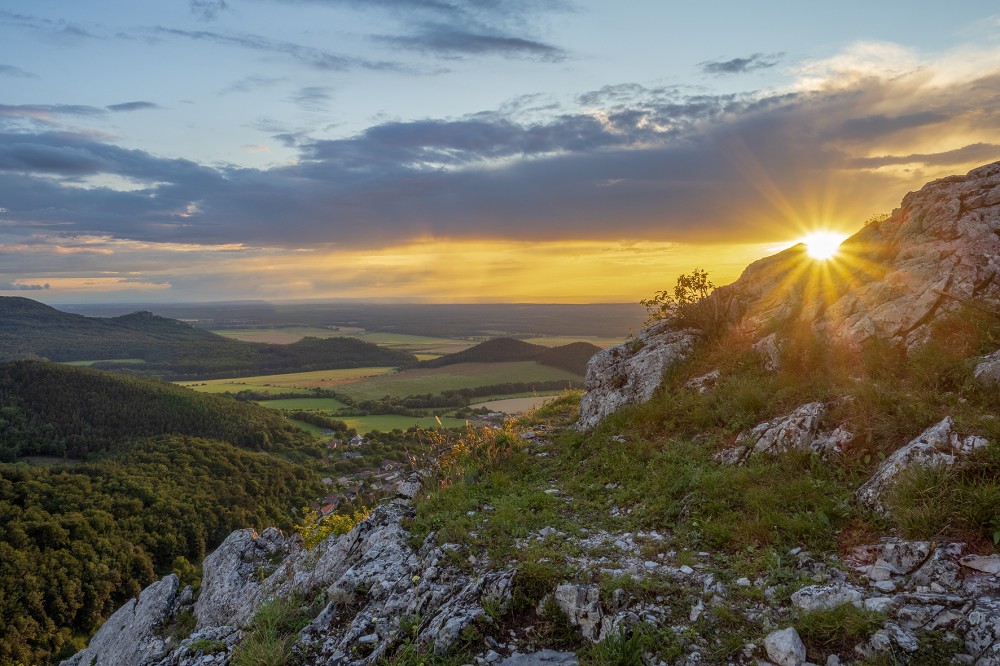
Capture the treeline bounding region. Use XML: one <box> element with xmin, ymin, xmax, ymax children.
<box><xmin>0</xmin><ymin>436</ymin><xmax>324</xmax><ymax>664</ymax></box>
<box><xmin>0</xmin><ymin>298</ymin><xmax>415</xmax><ymax>380</ymax></box>
<box><xmin>418</xmin><ymin>337</ymin><xmax>600</xmax><ymax>376</ymax></box>
<box><xmin>0</xmin><ymin>361</ymin><xmax>323</xmax><ymax>461</ymax></box>
<box><xmin>286</xmin><ymin>411</ymin><xmax>351</xmax><ymax>435</ymax></box>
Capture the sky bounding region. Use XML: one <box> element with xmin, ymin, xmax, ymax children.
<box><xmin>3</xmin><ymin>1</ymin><xmax>1000</xmax><ymax>304</ymax></box>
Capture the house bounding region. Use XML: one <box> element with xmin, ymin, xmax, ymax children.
<box><xmin>349</xmin><ymin>434</ymin><xmax>365</xmax><ymax>447</ymax></box>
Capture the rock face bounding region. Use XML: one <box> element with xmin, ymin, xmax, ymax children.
<box><xmin>61</xmin><ymin>575</ymin><xmax>180</xmax><ymax>666</ymax></box>
<box><xmin>857</xmin><ymin>416</ymin><xmax>989</xmax><ymax>515</ymax></box>
<box><xmin>715</xmin><ymin>161</ymin><xmax>1000</xmax><ymax>348</ymax></box>
<box><xmin>576</xmin><ymin>324</ymin><xmax>696</xmax><ymax>430</ymax></box>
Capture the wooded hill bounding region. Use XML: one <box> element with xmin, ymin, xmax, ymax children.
<box><xmin>0</xmin><ymin>297</ymin><xmax>416</xmax><ymax>380</ymax></box>
<box><xmin>0</xmin><ymin>362</ymin><xmax>325</xmax><ymax>664</ymax></box>
<box><xmin>420</xmin><ymin>337</ymin><xmax>600</xmax><ymax>376</ymax></box>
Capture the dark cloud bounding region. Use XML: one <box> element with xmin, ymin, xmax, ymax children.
<box><xmin>107</xmin><ymin>101</ymin><xmax>160</xmax><ymax>112</ymax></box>
<box><xmin>848</xmin><ymin>143</ymin><xmax>1000</xmax><ymax>169</ymax></box>
<box><xmin>700</xmin><ymin>52</ymin><xmax>783</xmax><ymax>75</ymax></box>
<box><xmin>4</xmin><ymin>68</ymin><xmax>1000</xmax><ymax>252</ymax></box>
<box><xmin>152</xmin><ymin>27</ymin><xmax>404</xmax><ymax>72</ymax></box>
<box><xmin>0</xmin><ymin>281</ymin><xmax>49</xmax><ymax>291</ymax></box>
<box><xmin>375</xmin><ymin>23</ymin><xmax>566</xmax><ymax>60</ymax></box>
<box><xmin>191</xmin><ymin>0</ymin><xmax>228</xmax><ymax>21</ymax></box>
<box><xmin>0</xmin><ymin>64</ymin><xmax>37</xmax><ymax>78</ymax></box>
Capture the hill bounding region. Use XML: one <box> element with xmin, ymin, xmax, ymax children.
<box><xmin>422</xmin><ymin>337</ymin><xmax>601</xmax><ymax>375</ymax></box>
<box><xmin>62</xmin><ymin>160</ymin><xmax>1000</xmax><ymax>666</ymax></box>
<box><xmin>0</xmin><ymin>362</ymin><xmax>325</xmax><ymax>664</ymax></box>
<box><xmin>0</xmin><ymin>298</ymin><xmax>416</xmax><ymax>380</ymax></box>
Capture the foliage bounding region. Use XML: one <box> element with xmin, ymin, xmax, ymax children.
<box><xmin>794</xmin><ymin>605</ymin><xmax>885</xmax><ymax>661</ymax></box>
<box><xmin>187</xmin><ymin>637</ymin><xmax>228</xmax><ymax>654</ymax></box>
<box><xmin>295</xmin><ymin>506</ymin><xmax>373</xmax><ymax>549</ymax></box>
<box><xmin>578</xmin><ymin>624</ymin><xmax>650</xmax><ymax>666</ymax></box>
<box><xmin>640</xmin><ymin>268</ymin><xmax>728</xmax><ymax>335</ymax></box>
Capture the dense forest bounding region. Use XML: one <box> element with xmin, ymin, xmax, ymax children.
<box><xmin>420</xmin><ymin>337</ymin><xmax>600</xmax><ymax>375</ymax></box>
<box><xmin>0</xmin><ymin>362</ymin><xmax>326</xmax><ymax>664</ymax></box>
<box><xmin>0</xmin><ymin>297</ymin><xmax>416</xmax><ymax>380</ymax></box>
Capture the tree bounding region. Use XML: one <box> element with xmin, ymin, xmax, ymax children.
<box><xmin>641</xmin><ymin>268</ymin><xmax>715</xmax><ymax>325</ymax></box>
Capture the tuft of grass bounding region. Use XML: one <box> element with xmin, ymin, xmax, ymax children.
<box><xmin>187</xmin><ymin>637</ymin><xmax>227</xmax><ymax>654</ymax></box>
<box><xmin>230</xmin><ymin>595</ymin><xmax>313</xmax><ymax>666</ymax></box>
<box><xmin>794</xmin><ymin>604</ymin><xmax>885</xmax><ymax>662</ymax></box>
<box><xmin>578</xmin><ymin>624</ymin><xmax>651</xmax><ymax>666</ymax></box>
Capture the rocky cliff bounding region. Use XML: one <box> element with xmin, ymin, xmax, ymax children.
<box><xmin>578</xmin><ymin>160</ymin><xmax>1000</xmax><ymax>430</ymax></box>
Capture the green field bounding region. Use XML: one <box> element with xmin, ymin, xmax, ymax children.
<box><xmin>63</xmin><ymin>359</ymin><xmax>146</xmax><ymax>366</ymax></box>
<box><xmin>521</xmin><ymin>336</ymin><xmax>624</xmax><ymax>348</ymax></box>
<box><xmin>336</xmin><ymin>361</ymin><xmax>583</xmax><ymax>402</ymax></box>
<box><xmin>210</xmin><ymin>327</ymin><xmax>474</xmax><ymax>356</ymax></box>
<box><xmin>340</xmin><ymin>414</ymin><xmax>467</xmax><ymax>433</ymax></box>
<box><xmin>179</xmin><ymin>366</ymin><xmax>396</xmax><ymax>394</ymax></box>
<box><xmin>287</xmin><ymin>419</ymin><xmax>328</xmax><ymax>436</ymax></box>
<box><xmin>255</xmin><ymin>397</ymin><xmax>348</xmax><ymax>411</ymax></box>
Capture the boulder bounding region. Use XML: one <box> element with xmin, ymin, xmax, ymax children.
<box><xmin>856</xmin><ymin>417</ymin><xmax>989</xmax><ymax>515</ymax></box>
<box><xmin>763</xmin><ymin>627</ymin><xmax>807</xmax><ymax>666</ymax></box>
<box><xmin>791</xmin><ymin>583</ymin><xmax>864</xmax><ymax>612</ymax></box>
<box><xmin>553</xmin><ymin>583</ymin><xmax>603</xmax><ymax>641</ymax></box>
<box><xmin>61</xmin><ymin>575</ymin><xmax>179</xmax><ymax>666</ymax></box>
<box><xmin>576</xmin><ymin>325</ymin><xmax>696</xmax><ymax>430</ymax></box>
<box><xmin>499</xmin><ymin>651</ymin><xmax>579</xmax><ymax>666</ymax></box>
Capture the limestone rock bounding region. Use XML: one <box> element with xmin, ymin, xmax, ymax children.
<box><xmin>499</xmin><ymin>651</ymin><xmax>579</xmax><ymax>666</ymax></box>
<box><xmin>711</xmin><ymin>161</ymin><xmax>1000</xmax><ymax>348</ymax></box>
<box><xmin>753</xmin><ymin>333</ymin><xmax>782</xmax><ymax>371</ymax></box>
<box><xmin>722</xmin><ymin>403</ymin><xmax>851</xmax><ymax>463</ymax></box>
<box><xmin>61</xmin><ymin>575</ymin><xmax>179</xmax><ymax>666</ymax></box>
<box><xmin>763</xmin><ymin>627</ymin><xmax>807</xmax><ymax>666</ymax></box>
<box><xmin>553</xmin><ymin>583</ymin><xmax>603</xmax><ymax>641</ymax></box>
<box><xmin>964</xmin><ymin>598</ymin><xmax>1000</xmax><ymax>662</ymax></box>
<box><xmin>975</xmin><ymin>350</ymin><xmax>1000</xmax><ymax>388</ymax></box>
<box><xmin>576</xmin><ymin>324</ymin><xmax>696</xmax><ymax>430</ymax></box>
<box><xmin>791</xmin><ymin>583</ymin><xmax>864</xmax><ymax>612</ymax></box>
<box><xmin>684</xmin><ymin>369</ymin><xmax>720</xmax><ymax>394</ymax></box>
<box><xmin>856</xmin><ymin>417</ymin><xmax>989</xmax><ymax>515</ymax></box>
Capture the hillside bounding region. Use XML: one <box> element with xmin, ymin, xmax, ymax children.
<box><xmin>60</xmin><ymin>162</ymin><xmax>1000</xmax><ymax>666</ymax></box>
<box><xmin>0</xmin><ymin>362</ymin><xmax>326</xmax><ymax>664</ymax></box>
<box><xmin>422</xmin><ymin>337</ymin><xmax>601</xmax><ymax>376</ymax></box>
<box><xmin>0</xmin><ymin>298</ymin><xmax>417</xmax><ymax>380</ymax></box>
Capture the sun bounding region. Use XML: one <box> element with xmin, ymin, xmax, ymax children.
<box><xmin>801</xmin><ymin>231</ymin><xmax>847</xmax><ymax>260</ymax></box>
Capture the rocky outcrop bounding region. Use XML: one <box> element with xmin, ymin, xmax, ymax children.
<box><xmin>575</xmin><ymin>324</ymin><xmax>696</xmax><ymax>430</ymax></box>
<box><xmin>857</xmin><ymin>417</ymin><xmax>989</xmax><ymax>515</ymax></box>
<box><xmin>975</xmin><ymin>350</ymin><xmax>1000</xmax><ymax>388</ymax></box>
<box><xmin>716</xmin><ymin>161</ymin><xmax>1000</xmax><ymax>348</ymax></box>
<box><xmin>62</xmin><ymin>575</ymin><xmax>180</xmax><ymax>666</ymax></box>
<box><xmin>717</xmin><ymin>402</ymin><xmax>852</xmax><ymax>464</ymax></box>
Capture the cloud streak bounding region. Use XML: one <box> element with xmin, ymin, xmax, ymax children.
<box><xmin>700</xmin><ymin>52</ymin><xmax>783</xmax><ymax>75</ymax></box>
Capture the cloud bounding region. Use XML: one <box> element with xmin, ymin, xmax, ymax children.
<box><xmin>0</xmin><ymin>64</ymin><xmax>37</xmax><ymax>78</ymax></box>
<box><xmin>375</xmin><ymin>23</ymin><xmax>567</xmax><ymax>60</ymax></box>
<box><xmin>289</xmin><ymin>86</ymin><xmax>332</xmax><ymax>113</ymax></box>
<box><xmin>0</xmin><ymin>281</ymin><xmax>49</xmax><ymax>291</ymax></box>
<box><xmin>0</xmin><ymin>9</ymin><xmax>99</xmax><ymax>40</ymax></box>
<box><xmin>5</xmin><ymin>44</ymin><xmax>1000</xmax><ymax>258</ymax></box>
<box><xmin>152</xmin><ymin>27</ymin><xmax>404</xmax><ymax>72</ymax></box>
<box><xmin>700</xmin><ymin>52</ymin><xmax>783</xmax><ymax>75</ymax></box>
<box><xmin>107</xmin><ymin>101</ymin><xmax>161</xmax><ymax>112</ymax></box>
<box><xmin>219</xmin><ymin>75</ymin><xmax>284</xmax><ymax>94</ymax></box>
<box><xmin>191</xmin><ymin>0</ymin><xmax>228</xmax><ymax>21</ymax></box>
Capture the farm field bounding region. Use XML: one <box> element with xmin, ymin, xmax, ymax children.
<box><xmin>340</xmin><ymin>414</ymin><xmax>467</xmax><ymax>433</ymax></box>
<box><xmin>521</xmin><ymin>335</ymin><xmax>624</xmax><ymax>348</ymax></box>
<box><xmin>254</xmin><ymin>397</ymin><xmax>348</xmax><ymax>411</ymax></box>
<box><xmin>178</xmin><ymin>366</ymin><xmax>396</xmax><ymax>393</ymax></box>
<box><xmin>210</xmin><ymin>327</ymin><xmax>474</xmax><ymax>357</ymax></box>
<box><xmin>63</xmin><ymin>358</ymin><xmax>146</xmax><ymax>366</ymax></box>
<box><xmin>335</xmin><ymin>361</ymin><xmax>583</xmax><ymax>402</ymax></box>
<box><xmin>473</xmin><ymin>395</ymin><xmax>557</xmax><ymax>414</ymax></box>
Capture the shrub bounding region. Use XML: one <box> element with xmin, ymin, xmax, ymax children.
<box><xmin>641</xmin><ymin>269</ymin><xmax>729</xmax><ymax>335</ymax></box>
<box><xmin>295</xmin><ymin>506</ymin><xmax>372</xmax><ymax>550</ymax></box>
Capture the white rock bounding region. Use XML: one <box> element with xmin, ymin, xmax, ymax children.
<box><xmin>960</xmin><ymin>555</ymin><xmax>1000</xmax><ymax>575</ymax></box>
<box><xmin>791</xmin><ymin>583</ymin><xmax>864</xmax><ymax>612</ymax></box>
<box><xmin>763</xmin><ymin>627</ymin><xmax>807</xmax><ymax>666</ymax></box>
<box><xmin>553</xmin><ymin>584</ymin><xmax>603</xmax><ymax>641</ymax></box>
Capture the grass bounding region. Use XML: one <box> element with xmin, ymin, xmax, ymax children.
<box><xmin>794</xmin><ymin>605</ymin><xmax>885</xmax><ymax>663</ymax></box>
<box><xmin>254</xmin><ymin>397</ymin><xmax>349</xmax><ymax>411</ymax></box>
<box><xmin>230</xmin><ymin>595</ymin><xmax>314</xmax><ymax>666</ymax></box>
<box><xmin>336</xmin><ymin>362</ymin><xmax>582</xmax><ymax>403</ymax></box>
<box><xmin>178</xmin><ymin>366</ymin><xmax>397</xmax><ymax>393</ymax></box>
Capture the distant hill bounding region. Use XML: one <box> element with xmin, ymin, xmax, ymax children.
<box><xmin>0</xmin><ymin>296</ymin><xmax>416</xmax><ymax>380</ymax></box>
<box><xmin>422</xmin><ymin>337</ymin><xmax>601</xmax><ymax>376</ymax></box>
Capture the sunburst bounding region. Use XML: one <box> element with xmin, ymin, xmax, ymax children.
<box><xmin>801</xmin><ymin>232</ymin><xmax>847</xmax><ymax>260</ymax></box>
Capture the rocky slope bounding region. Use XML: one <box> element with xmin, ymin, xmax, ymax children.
<box><xmin>61</xmin><ymin>162</ymin><xmax>1000</xmax><ymax>666</ymax></box>
<box><xmin>579</xmin><ymin>161</ymin><xmax>1000</xmax><ymax>429</ymax></box>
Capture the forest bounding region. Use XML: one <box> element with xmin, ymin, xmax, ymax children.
<box><xmin>0</xmin><ymin>362</ymin><xmax>326</xmax><ymax>664</ymax></box>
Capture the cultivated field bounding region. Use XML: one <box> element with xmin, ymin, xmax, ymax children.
<box><xmin>254</xmin><ymin>397</ymin><xmax>348</xmax><ymax>411</ymax></box>
<box><xmin>179</xmin><ymin>366</ymin><xmax>396</xmax><ymax>393</ymax></box>
<box><xmin>335</xmin><ymin>361</ymin><xmax>583</xmax><ymax>402</ymax></box>
<box><xmin>473</xmin><ymin>395</ymin><xmax>557</xmax><ymax>414</ymax></box>
<box><xmin>63</xmin><ymin>359</ymin><xmax>146</xmax><ymax>366</ymax></box>
<box><xmin>340</xmin><ymin>414</ymin><xmax>467</xmax><ymax>433</ymax></box>
<box><xmin>521</xmin><ymin>335</ymin><xmax>624</xmax><ymax>348</ymax></box>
